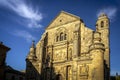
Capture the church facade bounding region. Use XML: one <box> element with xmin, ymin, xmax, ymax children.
<box><xmin>26</xmin><ymin>11</ymin><xmax>110</xmax><ymax>80</ymax></box>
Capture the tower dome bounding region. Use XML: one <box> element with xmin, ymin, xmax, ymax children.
<box><xmin>98</xmin><ymin>12</ymin><xmax>108</xmax><ymax>19</ymax></box>
<box><xmin>98</xmin><ymin>13</ymin><xmax>108</xmax><ymax>19</ymax></box>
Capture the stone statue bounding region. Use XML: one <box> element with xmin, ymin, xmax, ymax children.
<box><xmin>68</xmin><ymin>48</ymin><xmax>72</xmax><ymax>60</ymax></box>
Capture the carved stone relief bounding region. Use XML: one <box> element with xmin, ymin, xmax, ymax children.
<box><xmin>53</xmin><ymin>50</ymin><xmax>66</xmax><ymax>61</ymax></box>
<box><xmin>79</xmin><ymin>64</ymin><xmax>89</xmax><ymax>79</ymax></box>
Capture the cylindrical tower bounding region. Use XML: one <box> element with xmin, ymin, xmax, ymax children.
<box><xmin>89</xmin><ymin>32</ymin><xmax>105</xmax><ymax>80</ymax></box>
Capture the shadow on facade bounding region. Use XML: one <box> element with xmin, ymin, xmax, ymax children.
<box><xmin>26</xmin><ymin>59</ymin><xmax>41</xmax><ymax>80</ymax></box>
<box><xmin>41</xmin><ymin>66</ymin><xmax>62</xmax><ymax>80</ymax></box>
<box><xmin>26</xmin><ymin>59</ymin><xmax>60</xmax><ymax>80</ymax></box>
<box><xmin>40</xmin><ymin>32</ymin><xmax>59</xmax><ymax>80</ymax></box>
<box><xmin>104</xmin><ymin>60</ymin><xmax>110</xmax><ymax>80</ymax></box>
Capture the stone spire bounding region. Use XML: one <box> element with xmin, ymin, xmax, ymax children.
<box><xmin>30</xmin><ymin>40</ymin><xmax>35</xmax><ymax>53</ymax></box>
<box><xmin>27</xmin><ymin>40</ymin><xmax>37</xmax><ymax>61</ymax></box>
<box><xmin>31</xmin><ymin>40</ymin><xmax>35</xmax><ymax>48</ymax></box>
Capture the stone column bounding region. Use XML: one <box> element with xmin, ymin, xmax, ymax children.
<box><xmin>72</xmin><ymin>61</ymin><xmax>77</xmax><ymax>80</ymax></box>
<box><xmin>73</xmin><ymin>24</ymin><xmax>80</xmax><ymax>58</ymax></box>
<box><xmin>39</xmin><ymin>41</ymin><xmax>44</xmax><ymax>74</ymax></box>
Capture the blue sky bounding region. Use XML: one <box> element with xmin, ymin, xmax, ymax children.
<box><xmin>0</xmin><ymin>0</ymin><xmax>120</xmax><ymax>75</ymax></box>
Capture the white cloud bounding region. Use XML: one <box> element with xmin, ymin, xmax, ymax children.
<box><xmin>28</xmin><ymin>20</ymin><xmax>43</xmax><ymax>28</ymax></box>
<box><xmin>97</xmin><ymin>7</ymin><xmax>117</xmax><ymax>22</ymax></box>
<box><xmin>13</xmin><ymin>30</ymin><xmax>36</xmax><ymax>42</ymax></box>
<box><xmin>0</xmin><ymin>0</ymin><xmax>43</xmax><ymax>29</ymax></box>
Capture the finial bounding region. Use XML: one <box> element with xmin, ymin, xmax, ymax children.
<box><xmin>99</xmin><ymin>13</ymin><xmax>107</xmax><ymax>17</ymax></box>
<box><xmin>31</xmin><ymin>40</ymin><xmax>35</xmax><ymax>48</ymax></box>
<box><xmin>32</xmin><ymin>40</ymin><xmax>35</xmax><ymax>43</ymax></box>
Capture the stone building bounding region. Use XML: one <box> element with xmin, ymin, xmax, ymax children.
<box><xmin>0</xmin><ymin>42</ymin><xmax>10</xmax><ymax>80</ymax></box>
<box><xmin>0</xmin><ymin>42</ymin><xmax>25</xmax><ymax>80</ymax></box>
<box><xmin>26</xmin><ymin>11</ymin><xmax>110</xmax><ymax>80</ymax></box>
<box><xmin>5</xmin><ymin>66</ymin><xmax>25</xmax><ymax>80</ymax></box>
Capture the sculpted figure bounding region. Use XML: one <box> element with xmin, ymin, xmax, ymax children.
<box><xmin>80</xmin><ymin>64</ymin><xmax>89</xmax><ymax>75</ymax></box>
<box><xmin>68</xmin><ymin>48</ymin><xmax>72</xmax><ymax>60</ymax></box>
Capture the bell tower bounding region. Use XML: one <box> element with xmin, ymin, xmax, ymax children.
<box><xmin>96</xmin><ymin>13</ymin><xmax>110</xmax><ymax>67</ymax></box>
<box><xmin>26</xmin><ymin>41</ymin><xmax>37</xmax><ymax>80</ymax></box>
<box><xmin>96</xmin><ymin>13</ymin><xmax>110</xmax><ymax>79</ymax></box>
<box><xmin>27</xmin><ymin>40</ymin><xmax>36</xmax><ymax>61</ymax></box>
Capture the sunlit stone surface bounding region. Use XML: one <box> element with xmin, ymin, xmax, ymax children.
<box><xmin>26</xmin><ymin>11</ymin><xmax>110</xmax><ymax>80</ymax></box>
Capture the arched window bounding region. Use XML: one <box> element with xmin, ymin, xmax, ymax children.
<box><xmin>56</xmin><ymin>32</ymin><xmax>67</xmax><ymax>42</ymax></box>
<box><xmin>60</xmin><ymin>32</ymin><xmax>64</xmax><ymax>41</ymax></box>
<box><xmin>64</xmin><ymin>34</ymin><xmax>67</xmax><ymax>40</ymax></box>
<box><xmin>56</xmin><ymin>36</ymin><xmax>59</xmax><ymax>42</ymax></box>
<box><xmin>101</xmin><ymin>21</ymin><xmax>104</xmax><ymax>27</ymax></box>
